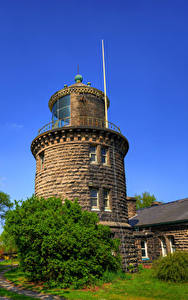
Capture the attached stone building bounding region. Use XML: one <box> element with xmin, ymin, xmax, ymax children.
<box><xmin>31</xmin><ymin>74</ymin><xmax>137</xmax><ymax>269</ymax></box>
<box><xmin>128</xmin><ymin>197</ymin><xmax>188</xmax><ymax>263</ymax></box>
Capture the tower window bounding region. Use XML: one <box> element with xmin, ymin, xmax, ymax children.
<box><xmin>90</xmin><ymin>189</ymin><xmax>99</xmax><ymax>210</ymax></box>
<box><xmin>101</xmin><ymin>147</ymin><xmax>107</xmax><ymax>164</ymax></box>
<box><xmin>39</xmin><ymin>151</ymin><xmax>44</xmax><ymax>170</ymax></box>
<box><xmin>89</xmin><ymin>145</ymin><xmax>97</xmax><ymax>163</ymax></box>
<box><xmin>141</xmin><ymin>240</ymin><xmax>148</xmax><ymax>259</ymax></box>
<box><xmin>103</xmin><ymin>189</ymin><xmax>111</xmax><ymax>211</ymax></box>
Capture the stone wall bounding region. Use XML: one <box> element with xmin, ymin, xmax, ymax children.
<box><xmin>126</xmin><ymin>197</ymin><xmax>137</xmax><ymax>219</ymax></box>
<box><xmin>134</xmin><ymin>223</ymin><xmax>188</xmax><ymax>263</ymax></box>
<box><xmin>70</xmin><ymin>93</ymin><xmax>105</xmax><ymax>126</ymax></box>
<box><xmin>31</xmin><ymin>127</ymin><xmax>129</xmax><ymax>223</ymax></box>
<box><xmin>111</xmin><ymin>226</ymin><xmax>138</xmax><ymax>270</ymax></box>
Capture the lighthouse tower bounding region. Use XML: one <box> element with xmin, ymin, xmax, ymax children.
<box><xmin>31</xmin><ymin>74</ymin><xmax>137</xmax><ymax>268</ymax></box>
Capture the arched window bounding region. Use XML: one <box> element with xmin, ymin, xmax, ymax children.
<box><xmin>160</xmin><ymin>238</ymin><xmax>167</xmax><ymax>257</ymax></box>
<box><xmin>169</xmin><ymin>236</ymin><xmax>176</xmax><ymax>253</ymax></box>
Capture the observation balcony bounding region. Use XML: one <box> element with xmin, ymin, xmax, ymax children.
<box><xmin>38</xmin><ymin>116</ymin><xmax>121</xmax><ymax>135</ymax></box>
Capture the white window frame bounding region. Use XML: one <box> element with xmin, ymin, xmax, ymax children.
<box><xmin>90</xmin><ymin>189</ymin><xmax>99</xmax><ymax>211</ymax></box>
<box><xmin>89</xmin><ymin>145</ymin><xmax>97</xmax><ymax>163</ymax></box>
<box><xmin>169</xmin><ymin>237</ymin><xmax>176</xmax><ymax>253</ymax></box>
<box><xmin>141</xmin><ymin>240</ymin><xmax>148</xmax><ymax>259</ymax></box>
<box><xmin>103</xmin><ymin>189</ymin><xmax>111</xmax><ymax>211</ymax></box>
<box><xmin>161</xmin><ymin>238</ymin><xmax>167</xmax><ymax>257</ymax></box>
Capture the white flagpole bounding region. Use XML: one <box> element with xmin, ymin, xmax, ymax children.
<box><xmin>102</xmin><ymin>40</ymin><xmax>108</xmax><ymax>128</ymax></box>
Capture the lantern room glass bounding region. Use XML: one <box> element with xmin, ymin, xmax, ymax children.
<box><xmin>52</xmin><ymin>95</ymin><xmax>70</xmax><ymax>123</ymax></box>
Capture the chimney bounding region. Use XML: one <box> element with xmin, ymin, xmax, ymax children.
<box><xmin>151</xmin><ymin>201</ymin><xmax>162</xmax><ymax>206</ymax></box>
<box><xmin>126</xmin><ymin>196</ymin><xmax>137</xmax><ymax>219</ymax></box>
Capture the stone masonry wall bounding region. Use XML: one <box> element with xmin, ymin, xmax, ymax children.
<box><xmin>126</xmin><ymin>197</ymin><xmax>137</xmax><ymax>219</ymax></box>
<box><xmin>70</xmin><ymin>93</ymin><xmax>105</xmax><ymax>126</ymax></box>
<box><xmin>111</xmin><ymin>226</ymin><xmax>138</xmax><ymax>270</ymax></box>
<box><xmin>135</xmin><ymin>223</ymin><xmax>188</xmax><ymax>262</ymax></box>
<box><xmin>32</xmin><ymin>127</ymin><xmax>129</xmax><ymax>223</ymax></box>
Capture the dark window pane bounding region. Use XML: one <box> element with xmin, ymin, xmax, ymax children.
<box><xmin>102</xmin><ymin>156</ymin><xmax>106</xmax><ymax>163</ymax></box>
<box><xmin>59</xmin><ymin>106</ymin><xmax>70</xmax><ymax>119</ymax></box>
<box><xmin>90</xmin><ymin>146</ymin><xmax>96</xmax><ymax>153</ymax></box>
<box><xmin>90</xmin><ymin>154</ymin><xmax>96</xmax><ymax>162</ymax></box>
<box><xmin>101</xmin><ymin>148</ymin><xmax>106</xmax><ymax>155</ymax></box>
<box><xmin>103</xmin><ymin>190</ymin><xmax>108</xmax><ymax>198</ymax></box>
<box><xmin>91</xmin><ymin>198</ymin><xmax>97</xmax><ymax>207</ymax></box>
<box><xmin>59</xmin><ymin>95</ymin><xmax>70</xmax><ymax>106</ymax></box>
<box><xmin>90</xmin><ymin>189</ymin><xmax>97</xmax><ymax>198</ymax></box>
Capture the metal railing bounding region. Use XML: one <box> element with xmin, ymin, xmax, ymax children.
<box><xmin>38</xmin><ymin>116</ymin><xmax>121</xmax><ymax>135</ymax></box>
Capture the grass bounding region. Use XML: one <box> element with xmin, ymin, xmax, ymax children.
<box><xmin>3</xmin><ymin>265</ymin><xmax>188</xmax><ymax>300</ymax></box>
<box><xmin>0</xmin><ymin>258</ymin><xmax>19</xmax><ymax>266</ymax></box>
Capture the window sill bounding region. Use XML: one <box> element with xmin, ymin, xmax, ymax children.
<box><xmin>102</xmin><ymin>163</ymin><xmax>110</xmax><ymax>167</ymax></box>
<box><xmin>91</xmin><ymin>208</ymin><xmax>100</xmax><ymax>211</ymax></box>
<box><xmin>104</xmin><ymin>208</ymin><xmax>112</xmax><ymax>212</ymax></box>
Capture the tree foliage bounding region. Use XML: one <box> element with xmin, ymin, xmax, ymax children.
<box><xmin>135</xmin><ymin>192</ymin><xmax>156</xmax><ymax>209</ymax></box>
<box><xmin>4</xmin><ymin>196</ymin><xmax>121</xmax><ymax>288</ymax></box>
<box><xmin>0</xmin><ymin>191</ymin><xmax>13</xmax><ymax>221</ymax></box>
<box><xmin>0</xmin><ymin>229</ymin><xmax>17</xmax><ymax>254</ymax></box>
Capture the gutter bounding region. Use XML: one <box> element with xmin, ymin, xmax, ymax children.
<box><xmin>134</xmin><ymin>218</ymin><xmax>188</xmax><ymax>228</ymax></box>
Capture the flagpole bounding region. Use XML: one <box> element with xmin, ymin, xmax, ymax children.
<box><xmin>102</xmin><ymin>40</ymin><xmax>108</xmax><ymax>128</ymax></box>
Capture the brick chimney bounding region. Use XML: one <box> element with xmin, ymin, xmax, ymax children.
<box><xmin>151</xmin><ymin>201</ymin><xmax>163</xmax><ymax>206</ymax></box>
<box><xmin>126</xmin><ymin>196</ymin><xmax>137</xmax><ymax>219</ymax></box>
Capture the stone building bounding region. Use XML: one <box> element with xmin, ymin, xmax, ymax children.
<box><xmin>31</xmin><ymin>74</ymin><xmax>137</xmax><ymax>269</ymax></box>
<box><xmin>128</xmin><ymin>197</ymin><xmax>188</xmax><ymax>262</ymax></box>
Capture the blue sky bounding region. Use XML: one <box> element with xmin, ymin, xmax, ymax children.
<box><xmin>0</xmin><ymin>0</ymin><xmax>188</xmax><ymax>209</ymax></box>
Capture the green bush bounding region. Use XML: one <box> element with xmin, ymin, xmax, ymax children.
<box><xmin>4</xmin><ymin>196</ymin><xmax>121</xmax><ymax>288</ymax></box>
<box><xmin>101</xmin><ymin>269</ymin><xmax>128</xmax><ymax>283</ymax></box>
<box><xmin>153</xmin><ymin>251</ymin><xmax>188</xmax><ymax>283</ymax></box>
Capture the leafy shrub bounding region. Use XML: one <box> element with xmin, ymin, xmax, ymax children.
<box><xmin>138</xmin><ymin>264</ymin><xmax>144</xmax><ymax>272</ymax></box>
<box><xmin>4</xmin><ymin>196</ymin><xmax>121</xmax><ymax>288</ymax></box>
<box><xmin>153</xmin><ymin>251</ymin><xmax>188</xmax><ymax>283</ymax></box>
<box><xmin>101</xmin><ymin>269</ymin><xmax>127</xmax><ymax>283</ymax></box>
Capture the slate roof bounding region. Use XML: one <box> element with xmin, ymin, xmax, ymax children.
<box><xmin>129</xmin><ymin>198</ymin><xmax>188</xmax><ymax>227</ymax></box>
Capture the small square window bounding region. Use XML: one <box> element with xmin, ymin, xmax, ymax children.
<box><xmin>39</xmin><ymin>151</ymin><xmax>44</xmax><ymax>170</ymax></box>
<box><xmin>89</xmin><ymin>145</ymin><xmax>97</xmax><ymax>163</ymax></box>
<box><xmin>90</xmin><ymin>189</ymin><xmax>99</xmax><ymax>210</ymax></box>
<box><xmin>101</xmin><ymin>147</ymin><xmax>107</xmax><ymax>164</ymax></box>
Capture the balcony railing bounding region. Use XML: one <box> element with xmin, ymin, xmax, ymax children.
<box><xmin>38</xmin><ymin>117</ymin><xmax>121</xmax><ymax>135</ymax></box>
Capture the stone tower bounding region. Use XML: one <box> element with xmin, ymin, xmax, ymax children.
<box><xmin>31</xmin><ymin>74</ymin><xmax>137</xmax><ymax>268</ymax></box>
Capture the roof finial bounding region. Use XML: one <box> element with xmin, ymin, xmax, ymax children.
<box><xmin>74</xmin><ymin>65</ymin><xmax>83</xmax><ymax>83</ymax></box>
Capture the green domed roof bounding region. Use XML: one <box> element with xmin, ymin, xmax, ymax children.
<box><xmin>74</xmin><ymin>74</ymin><xmax>83</xmax><ymax>83</ymax></box>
